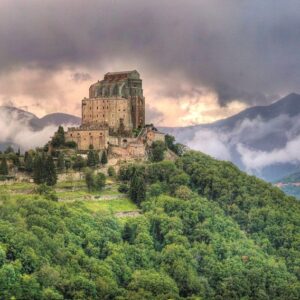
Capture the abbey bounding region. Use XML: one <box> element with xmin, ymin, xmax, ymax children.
<box><xmin>65</xmin><ymin>70</ymin><xmax>163</xmax><ymax>153</ymax></box>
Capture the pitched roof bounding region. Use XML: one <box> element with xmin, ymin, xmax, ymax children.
<box><xmin>105</xmin><ymin>70</ymin><xmax>137</xmax><ymax>76</ymax></box>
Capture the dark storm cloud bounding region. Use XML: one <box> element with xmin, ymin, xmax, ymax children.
<box><xmin>72</xmin><ymin>72</ymin><xmax>92</xmax><ymax>82</ymax></box>
<box><xmin>1</xmin><ymin>0</ymin><xmax>300</xmax><ymax>106</ymax></box>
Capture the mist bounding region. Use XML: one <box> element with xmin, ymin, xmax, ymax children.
<box><xmin>183</xmin><ymin>114</ymin><xmax>300</xmax><ymax>172</ymax></box>
<box><xmin>0</xmin><ymin>109</ymin><xmax>70</xmax><ymax>151</ymax></box>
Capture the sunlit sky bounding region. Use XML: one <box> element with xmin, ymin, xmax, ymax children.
<box><xmin>1</xmin><ymin>0</ymin><xmax>300</xmax><ymax>126</ymax></box>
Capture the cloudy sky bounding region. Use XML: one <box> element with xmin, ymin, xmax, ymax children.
<box><xmin>1</xmin><ymin>0</ymin><xmax>300</xmax><ymax>126</ymax></box>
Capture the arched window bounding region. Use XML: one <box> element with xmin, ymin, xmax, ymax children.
<box><xmin>121</xmin><ymin>85</ymin><xmax>127</xmax><ymax>98</ymax></box>
<box><xmin>104</xmin><ymin>87</ymin><xmax>110</xmax><ymax>97</ymax></box>
<box><xmin>112</xmin><ymin>85</ymin><xmax>118</xmax><ymax>96</ymax></box>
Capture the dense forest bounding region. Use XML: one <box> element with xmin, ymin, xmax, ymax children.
<box><xmin>0</xmin><ymin>151</ymin><xmax>299</xmax><ymax>299</ymax></box>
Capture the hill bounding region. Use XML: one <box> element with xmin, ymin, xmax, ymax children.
<box><xmin>38</xmin><ymin>113</ymin><xmax>81</xmax><ymax>128</ymax></box>
<box><xmin>161</xmin><ymin>93</ymin><xmax>300</xmax><ymax>182</ymax></box>
<box><xmin>275</xmin><ymin>170</ymin><xmax>300</xmax><ymax>199</ymax></box>
<box><xmin>0</xmin><ymin>151</ymin><xmax>299</xmax><ymax>299</ymax></box>
<box><xmin>0</xmin><ymin>107</ymin><xmax>81</xmax><ymax>131</ymax></box>
<box><xmin>0</xmin><ymin>106</ymin><xmax>81</xmax><ymax>151</ymax></box>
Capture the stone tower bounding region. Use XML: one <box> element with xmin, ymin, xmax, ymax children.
<box><xmin>65</xmin><ymin>70</ymin><xmax>148</xmax><ymax>151</ymax></box>
<box><xmin>87</xmin><ymin>70</ymin><xmax>145</xmax><ymax>130</ymax></box>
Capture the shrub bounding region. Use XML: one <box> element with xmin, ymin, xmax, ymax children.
<box><xmin>64</xmin><ymin>141</ymin><xmax>77</xmax><ymax>149</ymax></box>
<box><xmin>35</xmin><ymin>184</ymin><xmax>58</xmax><ymax>201</ymax></box>
<box><xmin>95</xmin><ymin>172</ymin><xmax>106</xmax><ymax>191</ymax></box>
<box><xmin>118</xmin><ymin>183</ymin><xmax>129</xmax><ymax>194</ymax></box>
<box><xmin>108</xmin><ymin>166</ymin><xmax>116</xmax><ymax>177</ymax></box>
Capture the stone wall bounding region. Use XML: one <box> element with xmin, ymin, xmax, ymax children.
<box><xmin>146</xmin><ymin>130</ymin><xmax>165</xmax><ymax>145</ymax></box>
<box><xmin>65</xmin><ymin>128</ymin><xmax>109</xmax><ymax>150</ymax></box>
<box><xmin>109</xmin><ymin>143</ymin><xmax>146</xmax><ymax>159</ymax></box>
<box><xmin>82</xmin><ymin>97</ymin><xmax>132</xmax><ymax>132</ymax></box>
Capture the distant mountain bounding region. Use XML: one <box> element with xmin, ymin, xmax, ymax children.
<box><xmin>38</xmin><ymin>113</ymin><xmax>81</xmax><ymax>128</ymax></box>
<box><xmin>0</xmin><ymin>106</ymin><xmax>81</xmax><ymax>151</ymax></box>
<box><xmin>0</xmin><ymin>106</ymin><xmax>81</xmax><ymax>130</ymax></box>
<box><xmin>160</xmin><ymin>93</ymin><xmax>300</xmax><ymax>181</ymax></box>
<box><xmin>276</xmin><ymin>171</ymin><xmax>300</xmax><ymax>184</ymax></box>
<box><xmin>275</xmin><ymin>170</ymin><xmax>300</xmax><ymax>199</ymax></box>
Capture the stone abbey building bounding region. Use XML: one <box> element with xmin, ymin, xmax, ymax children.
<box><xmin>65</xmin><ymin>70</ymin><xmax>164</xmax><ymax>156</ymax></box>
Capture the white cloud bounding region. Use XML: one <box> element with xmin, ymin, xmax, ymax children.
<box><xmin>0</xmin><ymin>109</ymin><xmax>71</xmax><ymax>151</ymax></box>
<box><xmin>176</xmin><ymin>114</ymin><xmax>300</xmax><ymax>171</ymax></box>
<box><xmin>237</xmin><ymin>136</ymin><xmax>300</xmax><ymax>170</ymax></box>
<box><xmin>187</xmin><ymin>129</ymin><xmax>232</xmax><ymax>161</ymax></box>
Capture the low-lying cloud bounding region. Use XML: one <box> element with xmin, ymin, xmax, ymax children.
<box><xmin>0</xmin><ymin>109</ymin><xmax>72</xmax><ymax>151</ymax></box>
<box><xmin>237</xmin><ymin>136</ymin><xmax>300</xmax><ymax>170</ymax></box>
<box><xmin>182</xmin><ymin>114</ymin><xmax>300</xmax><ymax>171</ymax></box>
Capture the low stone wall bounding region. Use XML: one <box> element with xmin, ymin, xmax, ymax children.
<box><xmin>109</xmin><ymin>143</ymin><xmax>146</xmax><ymax>159</ymax></box>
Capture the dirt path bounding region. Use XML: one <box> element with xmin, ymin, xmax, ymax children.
<box><xmin>58</xmin><ymin>193</ymin><xmax>127</xmax><ymax>202</ymax></box>
<box><xmin>115</xmin><ymin>210</ymin><xmax>141</xmax><ymax>218</ymax></box>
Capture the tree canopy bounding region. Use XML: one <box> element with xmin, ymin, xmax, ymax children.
<box><xmin>0</xmin><ymin>150</ymin><xmax>299</xmax><ymax>299</ymax></box>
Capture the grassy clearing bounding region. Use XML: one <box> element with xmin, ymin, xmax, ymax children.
<box><xmin>0</xmin><ymin>178</ymin><xmax>139</xmax><ymax>216</ymax></box>
<box><xmin>55</xmin><ymin>180</ymin><xmax>86</xmax><ymax>189</ymax></box>
<box><xmin>82</xmin><ymin>198</ymin><xmax>137</xmax><ymax>213</ymax></box>
<box><xmin>0</xmin><ymin>182</ymin><xmax>35</xmax><ymax>193</ymax></box>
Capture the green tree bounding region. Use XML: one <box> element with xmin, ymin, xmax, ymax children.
<box><xmin>8</xmin><ymin>153</ymin><xmax>20</xmax><ymax>168</ymax></box>
<box><xmin>24</xmin><ymin>152</ymin><xmax>34</xmax><ymax>172</ymax></box>
<box><xmin>45</xmin><ymin>156</ymin><xmax>57</xmax><ymax>186</ymax></box>
<box><xmin>118</xmin><ymin>183</ymin><xmax>129</xmax><ymax>193</ymax></box>
<box><xmin>101</xmin><ymin>151</ymin><xmax>108</xmax><ymax>165</ymax></box>
<box><xmin>57</xmin><ymin>152</ymin><xmax>65</xmax><ymax>172</ymax></box>
<box><xmin>51</xmin><ymin>126</ymin><xmax>65</xmax><ymax>148</ymax></box>
<box><xmin>73</xmin><ymin>156</ymin><xmax>86</xmax><ymax>171</ymax></box>
<box><xmin>85</xmin><ymin>169</ymin><xmax>94</xmax><ymax>191</ymax></box>
<box><xmin>0</xmin><ymin>246</ymin><xmax>5</xmax><ymax>267</ymax></box>
<box><xmin>0</xmin><ymin>157</ymin><xmax>9</xmax><ymax>175</ymax></box>
<box><xmin>129</xmin><ymin>172</ymin><xmax>146</xmax><ymax>206</ymax></box>
<box><xmin>35</xmin><ymin>184</ymin><xmax>58</xmax><ymax>201</ymax></box>
<box><xmin>169</xmin><ymin>172</ymin><xmax>190</xmax><ymax>194</ymax></box>
<box><xmin>127</xmin><ymin>270</ymin><xmax>179</xmax><ymax>298</ymax></box>
<box><xmin>87</xmin><ymin>145</ymin><xmax>97</xmax><ymax>167</ymax></box>
<box><xmin>64</xmin><ymin>141</ymin><xmax>77</xmax><ymax>149</ymax></box>
<box><xmin>148</xmin><ymin>182</ymin><xmax>164</xmax><ymax>197</ymax></box>
<box><xmin>95</xmin><ymin>172</ymin><xmax>106</xmax><ymax>191</ymax></box>
<box><xmin>4</xmin><ymin>146</ymin><xmax>14</xmax><ymax>154</ymax></box>
<box><xmin>33</xmin><ymin>154</ymin><xmax>46</xmax><ymax>184</ymax></box>
<box><xmin>150</xmin><ymin>141</ymin><xmax>166</xmax><ymax>162</ymax></box>
<box><xmin>108</xmin><ymin>166</ymin><xmax>116</xmax><ymax>177</ymax></box>
<box><xmin>65</xmin><ymin>159</ymin><xmax>72</xmax><ymax>170</ymax></box>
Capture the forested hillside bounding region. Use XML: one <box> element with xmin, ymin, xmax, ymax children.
<box><xmin>0</xmin><ymin>151</ymin><xmax>299</xmax><ymax>299</ymax></box>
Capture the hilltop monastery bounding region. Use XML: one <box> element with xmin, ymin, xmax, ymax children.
<box><xmin>65</xmin><ymin>70</ymin><xmax>164</xmax><ymax>158</ymax></box>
